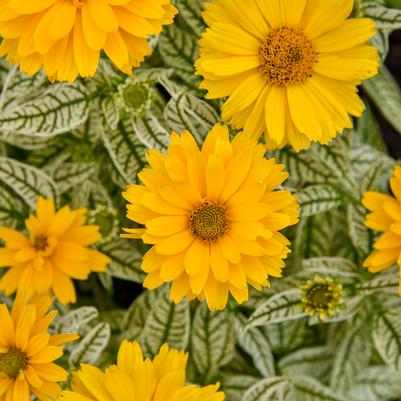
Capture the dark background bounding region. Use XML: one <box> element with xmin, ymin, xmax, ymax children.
<box><xmin>380</xmin><ymin>31</ymin><xmax>401</xmax><ymax>158</ymax></box>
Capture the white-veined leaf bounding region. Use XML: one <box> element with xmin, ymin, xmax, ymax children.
<box><xmin>0</xmin><ymin>185</ymin><xmax>26</xmax><ymax>227</ymax></box>
<box><xmin>101</xmin><ymin>96</ymin><xmax>120</xmax><ymax>130</ymax></box>
<box><xmin>99</xmin><ymin>239</ymin><xmax>145</xmax><ymax>284</ymax></box>
<box><xmin>362</xmin><ymin>2</ymin><xmax>401</xmax><ymax>29</ymax></box>
<box><xmin>69</xmin><ymin>322</ymin><xmax>111</xmax><ymax>368</ymax></box>
<box><xmin>330</xmin><ymin>326</ymin><xmax>371</xmax><ymax>393</ymax></box>
<box><xmin>0</xmin><ymin>156</ymin><xmax>58</xmax><ymax>208</ymax></box>
<box><xmin>52</xmin><ymin>162</ymin><xmax>96</xmax><ymax>194</ymax></box>
<box><xmin>373</xmin><ymin>308</ymin><xmax>401</xmax><ymax>371</ymax></box>
<box><xmin>0</xmin><ymin>82</ymin><xmax>90</xmax><ymax>136</ymax></box>
<box><xmin>191</xmin><ymin>303</ymin><xmax>235</xmax><ymax>379</ymax></box>
<box><xmin>176</xmin><ymin>0</ymin><xmax>206</xmax><ymax>37</ymax></box>
<box><xmin>57</xmin><ymin>306</ymin><xmax>99</xmax><ymax>333</ymax></box>
<box><xmin>140</xmin><ymin>287</ymin><xmax>191</xmax><ymax>357</ymax></box>
<box><xmin>246</xmin><ymin>290</ymin><xmax>306</xmax><ymax>329</ymax></box>
<box><xmin>165</xmin><ymin>92</ymin><xmax>219</xmax><ymax>142</ymax></box>
<box><xmin>298</xmin><ymin>185</ymin><xmax>342</xmax><ymax>217</ymax></box>
<box><xmin>234</xmin><ymin>314</ymin><xmax>275</xmax><ymax>377</ymax></box>
<box><xmin>348</xmin><ymin>365</ymin><xmax>401</xmax><ymax>401</ymax></box>
<box><xmin>242</xmin><ymin>377</ymin><xmax>286</xmax><ymax>401</ymax></box>
<box><xmin>222</xmin><ymin>375</ymin><xmax>259</xmax><ymax>401</ymax></box>
<box><xmin>363</xmin><ymin>65</ymin><xmax>401</xmax><ymax>135</ymax></box>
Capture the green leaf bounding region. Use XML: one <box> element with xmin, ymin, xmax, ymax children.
<box><xmin>122</xmin><ymin>290</ymin><xmax>160</xmax><ymax>340</ymax></box>
<box><xmin>363</xmin><ymin>65</ymin><xmax>401</xmax><ymax>135</ymax></box>
<box><xmin>246</xmin><ymin>290</ymin><xmax>306</xmax><ymax>329</ymax></box>
<box><xmin>287</xmin><ymin>375</ymin><xmax>348</xmax><ymax>401</ymax></box>
<box><xmin>298</xmin><ymin>185</ymin><xmax>342</xmax><ymax>217</ymax></box>
<box><xmin>101</xmin><ymin>115</ymin><xmax>147</xmax><ymax>185</ymax></box>
<box><xmin>165</xmin><ymin>92</ymin><xmax>219</xmax><ymax>142</ymax></box>
<box><xmin>132</xmin><ymin>112</ymin><xmax>170</xmax><ymax>151</ymax></box>
<box><xmin>301</xmin><ymin>257</ymin><xmax>358</xmax><ymax>276</ymax></box>
<box><xmin>0</xmin><ymin>184</ymin><xmax>25</xmax><ymax>227</ymax></box>
<box><xmin>191</xmin><ymin>303</ymin><xmax>235</xmax><ymax>379</ymax></box>
<box><xmin>101</xmin><ymin>97</ymin><xmax>120</xmax><ymax>130</ymax></box>
<box><xmin>69</xmin><ymin>322</ymin><xmax>111</xmax><ymax>368</ymax></box>
<box><xmin>373</xmin><ymin>308</ymin><xmax>401</xmax><ymax>370</ymax></box>
<box><xmin>159</xmin><ymin>25</ymin><xmax>200</xmax><ymax>87</ymax></box>
<box><xmin>330</xmin><ymin>326</ymin><xmax>371</xmax><ymax>393</ymax></box>
<box><xmin>0</xmin><ymin>156</ymin><xmax>58</xmax><ymax>208</ymax></box>
<box><xmin>139</xmin><ymin>287</ymin><xmax>191</xmax><ymax>357</ymax></box>
<box><xmin>279</xmin><ymin>347</ymin><xmax>333</xmax><ymax>381</ymax></box>
<box><xmin>222</xmin><ymin>375</ymin><xmax>259</xmax><ymax>401</ymax></box>
<box><xmin>243</xmin><ymin>377</ymin><xmax>286</xmax><ymax>401</ymax></box>
<box><xmin>176</xmin><ymin>0</ymin><xmax>206</xmax><ymax>37</ymax></box>
<box><xmin>362</xmin><ymin>2</ymin><xmax>401</xmax><ymax>29</ymax></box>
<box><xmin>0</xmin><ymin>82</ymin><xmax>90</xmax><ymax>136</ymax></box>
<box><xmin>234</xmin><ymin>314</ymin><xmax>275</xmax><ymax>377</ymax></box>
<box><xmin>348</xmin><ymin>366</ymin><xmax>401</xmax><ymax>401</ymax></box>
<box><xmin>347</xmin><ymin>204</ymin><xmax>372</xmax><ymax>255</ymax></box>
<box><xmin>99</xmin><ymin>239</ymin><xmax>145</xmax><ymax>284</ymax></box>
<box><xmin>56</xmin><ymin>306</ymin><xmax>99</xmax><ymax>333</ymax></box>
<box><xmin>356</xmin><ymin>271</ymin><xmax>399</xmax><ymax>294</ymax></box>
<box><xmin>52</xmin><ymin>162</ymin><xmax>96</xmax><ymax>194</ymax></box>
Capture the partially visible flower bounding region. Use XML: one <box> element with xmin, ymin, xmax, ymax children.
<box><xmin>363</xmin><ymin>166</ymin><xmax>401</xmax><ymax>290</ymax></box>
<box><xmin>300</xmin><ymin>276</ymin><xmax>344</xmax><ymax>320</ymax></box>
<box><xmin>122</xmin><ymin>124</ymin><xmax>299</xmax><ymax>310</ymax></box>
<box><xmin>58</xmin><ymin>340</ymin><xmax>224</xmax><ymax>401</ymax></box>
<box><xmin>0</xmin><ymin>292</ymin><xmax>78</xmax><ymax>401</ymax></box>
<box><xmin>0</xmin><ymin>197</ymin><xmax>111</xmax><ymax>304</ymax></box>
<box><xmin>0</xmin><ymin>0</ymin><xmax>177</xmax><ymax>82</ymax></box>
<box><xmin>196</xmin><ymin>0</ymin><xmax>378</xmax><ymax>151</ymax></box>
<box><xmin>87</xmin><ymin>203</ymin><xmax>119</xmax><ymax>245</ymax></box>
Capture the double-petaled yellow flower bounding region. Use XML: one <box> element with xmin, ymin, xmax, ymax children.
<box><xmin>122</xmin><ymin>124</ymin><xmax>299</xmax><ymax>310</ymax></box>
<box><xmin>196</xmin><ymin>0</ymin><xmax>378</xmax><ymax>151</ymax></box>
<box><xmin>58</xmin><ymin>340</ymin><xmax>224</xmax><ymax>401</ymax></box>
<box><xmin>0</xmin><ymin>197</ymin><xmax>110</xmax><ymax>304</ymax></box>
<box><xmin>0</xmin><ymin>292</ymin><xmax>78</xmax><ymax>401</ymax></box>
<box><xmin>0</xmin><ymin>0</ymin><xmax>177</xmax><ymax>82</ymax></box>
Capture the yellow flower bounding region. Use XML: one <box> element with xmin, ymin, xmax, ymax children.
<box><xmin>300</xmin><ymin>275</ymin><xmax>344</xmax><ymax>320</ymax></box>
<box><xmin>0</xmin><ymin>292</ymin><xmax>78</xmax><ymax>401</ymax></box>
<box><xmin>0</xmin><ymin>197</ymin><xmax>111</xmax><ymax>304</ymax></box>
<box><xmin>122</xmin><ymin>124</ymin><xmax>299</xmax><ymax>310</ymax></box>
<box><xmin>58</xmin><ymin>340</ymin><xmax>224</xmax><ymax>401</ymax></box>
<box><xmin>363</xmin><ymin>166</ymin><xmax>401</xmax><ymax>290</ymax></box>
<box><xmin>195</xmin><ymin>0</ymin><xmax>379</xmax><ymax>152</ymax></box>
<box><xmin>0</xmin><ymin>0</ymin><xmax>177</xmax><ymax>82</ymax></box>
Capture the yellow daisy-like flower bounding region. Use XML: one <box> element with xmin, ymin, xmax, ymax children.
<box><xmin>300</xmin><ymin>275</ymin><xmax>344</xmax><ymax>320</ymax></box>
<box><xmin>58</xmin><ymin>340</ymin><xmax>224</xmax><ymax>401</ymax></box>
<box><xmin>122</xmin><ymin>124</ymin><xmax>299</xmax><ymax>310</ymax></box>
<box><xmin>0</xmin><ymin>292</ymin><xmax>78</xmax><ymax>401</ymax></box>
<box><xmin>363</xmin><ymin>166</ymin><xmax>401</xmax><ymax>291</ymax></box>
<box><xmin>0</xmin><ymin>197</ymin><xmax>111</xmax><ymax>304</ymax></box>
<box><xmin>195</xmin><ymin>0</ymin><xmax>379</xmax><ymax>152</ymax></box>
<box><xmin>0</xmin><ymin>0</ymin><xmax>177</xmax><ymax>82</ymax></box>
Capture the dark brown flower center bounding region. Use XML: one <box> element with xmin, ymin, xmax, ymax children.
<box><xmin>258</xmin><ymin>27</ymin><xmax>317</xmax><ymax>87</ymax></box>
<box><xmin>33</xmin><ymin>235</ymin><xmax>48</xmax><ymax>251</ymax></box>
<box><xmin>190</xmin><ymin>201</ymin><xmax>228</xmax><ymax>242</ymax></box>
<box><xmin>306</xmin><ymin>284</ymin><xmax>333</xmax><ymax>309</ymax></box>
<box><xmin>0</xmin><ymin>348</ymin><xmax>28</xmax><ymax>379</ymax></box>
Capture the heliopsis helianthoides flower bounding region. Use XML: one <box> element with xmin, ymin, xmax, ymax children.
<box><xmin>0</xmin><ymin>0</ymin><xmax>177</xmax><ymax>82</ymax></box>
<box><xmin>0</xmin><ymin>197</ymin><xmax>111</xmax><ymax>304</ymax></box>
<box><xmin>300</xmin><ymin>276</ymin><xmax>344</xmax><ymax>320</ymax></box>
<box><xmin>195</xmin><ymin>0</ymin><xmax>379</xmax><ymax>152</ymax></box>
<box><xmin>0</xmin><ymin>292</ymin><xmax>78</xmax><ymax>401</ymax></box>
<box><xmin>363</xmin><ymin>166</ymin><xmax>401</xmax><ymax>290</ymax></box>
<box><xmin>122</xmin><ymin>124</ymin><xmax>299</xmax><ymax>310</ymax></box>
<box><xmin>58</xmin><ymin>340</ymin><xmax>224</xmax><ymax>401</ymax></box>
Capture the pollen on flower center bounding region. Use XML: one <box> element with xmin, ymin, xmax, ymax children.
<box><xmin>258</xmin><ymin>27</ymin><xmax>317</xmax><ymax>87</ymax></box>
<box><xmin>0</xmin><ymin>348</ymin><xmax>28</xmax><ymax>379</ymax></box>
<box><xmin>33</xmin><ymin>235</ymin><xmax>48</xmax><ymax>251</ymax></box>
<box><xmin>73</xmin><ymin>0</ymin><xmax>87</xmax><ymax>8</ymax></box>
<box><xmin>190</xmin><ymin>201</ymin><xmax>228</xmax><ymax>241</ymax></box>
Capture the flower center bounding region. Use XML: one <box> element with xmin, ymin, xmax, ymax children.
<box><xmin>0</xmin><ymin>348</ymin><xmax>28</xmax><ymax>379</ymax></box>
<box><xmin>190</xmin><ymin>201</ymin><xmax>228</xmax><ymax>242</ymax></box>
<box><xmin>306</xmin><ymin>284</ymin><xmax>334</xmax><ymax>309</ymax></box>
<box><xmin>33</xmin><ymin>235</ymin><xmax>48</xmax><ymax>251</ymax></box>
<box><xmin>258</xmin><ymin>27</ymin><xmax>316</xmax><ymax>87</ymax></box>
<box><xmin>73</xmin><ymin>0</ymin><xmax>86</xmax><ymax>8</ymax></box>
